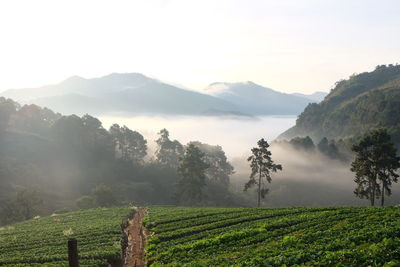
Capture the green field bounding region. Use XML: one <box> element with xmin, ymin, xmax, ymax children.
<box><xmin>0</xmin><ymin>207</ymin><xmax>133</xmax><ymax>266</ymax></box>
<box><xmin>1</xmin><ymin>206</ymin><xmax>400</xmax><ymax>266</ymax></box>
<box><xmin>145</xmin><ymin>206</ymin><xmax>400</xmax><ymax>266</ymax></box>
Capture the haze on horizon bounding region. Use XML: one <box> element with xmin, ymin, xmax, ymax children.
<box><xmin>1</xmin><ymin>0</ymin><xmax>400</xmax><ymax>94</ymax></box>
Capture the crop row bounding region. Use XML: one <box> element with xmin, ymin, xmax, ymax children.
<box><xmin>200</xmin><ymin>210</ymin><xmax>400</xmax><ymax>266</ymax></box>
<box><xmin>148</xmin><ymin>208</ymin><xmax>346</xmax><ymax>252</ymax></box>
<box><xmin>0</xmin><ymin>207</ymin><xmax>133</xmax><ymax>266</ymax></box>
<box><xmin>148</xmin><ymin>208</ymin><xmax>358</xmax><ymax>263</ymax></box>
<box><xmin>148</xmin><ymin>207</ymin><xmax>338</xmax><ymax>242</ymax></box>
<box><xmin>145</xmin><ymin>206</ymin><xmax>400</xmax><ymax>266</ymax></box>
<box><xmin>186</xmin><ymin>208</ymin><xmax>395</xmax><ymax>265</ymax></box>
<box><xmin>149</xmin><ymin>207</ymin><xmax>295</xmax><ymax>233</ymax></box>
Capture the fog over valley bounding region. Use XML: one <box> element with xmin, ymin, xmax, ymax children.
<box><xmin>99</xmin><ymin>115</ymin><xmax>296</xmax><ymax>159</ymax></box>
<box><xmin>2</xmin><ymin>1</ymin><xmax>400</xmax><ymax>265</ymax></box>
<box><xmin>100</xmin><ymin>113</ymin><xmax>400</xmax><ymax>207</ymax></box>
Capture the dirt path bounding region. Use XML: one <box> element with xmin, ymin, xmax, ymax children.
<box><xmin>124</xmin><ymin>207</ymin><xmax>147</xmax><ymax>267</ymax></box>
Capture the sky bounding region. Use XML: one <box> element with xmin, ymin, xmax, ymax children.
<box><xmin>0</xmin><ymin>0</ymin><xmax>399</xmax><ymax>94</ymax></box>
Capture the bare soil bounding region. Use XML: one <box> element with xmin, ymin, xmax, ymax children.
<box><xmin>124</xmin><ymin>207</ymin><xmax>147</xmax><ymax>267</ymax></box>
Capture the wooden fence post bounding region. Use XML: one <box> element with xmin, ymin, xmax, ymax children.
<box><xmin>68</xmin><ymin>238</ymin><xmax>79</xmax><ymax>267</ymax></box>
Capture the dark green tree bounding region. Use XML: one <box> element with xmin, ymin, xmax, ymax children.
<box><xmin>188</xmin><ymin>141</ymin><xmax>234</xmax><ymax>187</ymax></box>
<box><xmin>327</xmin><ymin>141</ymin><xmax>340</xmax><ymax>158</ymax></box>
<box><xmin>75</xmin><ymin>195</ymin><xmax>96</xmax><ymax>210</ymax></box>
<box><xmin>351</xmin><ymin>129</ymin><xmax>400</xmax><ymax>206</ymax></box>
<box><xmin>155</xmin><ymin>128</ymin><xmax>184</xmax><ymax>168</ymax></box>
<box><xmin>0</xmin><ymin>189</ymin><xmax>43</xmax><ymax>224</ymax></box>
<box><xmin>92</xmin><ymin>184</ymin><xmax>116</xmax><ymax>207</ymax></box>
<box><xmin>123</xmin><ymin>126</ymin><xmax>147</xmax><ymax>163</ymax></box>
<box><xmin>317</xmin><ymin>137</ymin><xmax>329</xmax><ymax>154</ymax></box>
<box><xmin>51</xmin><ymin>115</ymin><xmax>86</xmax><ymax>152</ymax></box>
<box><xmin>81</xmin><ymin>114</ymin><xmax>114</xmax><ymax>160</ymax></box>
<box><xmin>289</xmin><ymin>136</ymin><xmax>315</xmax><ymax>151</ymax></box>
<box><xmin>318</xmin><ymin>137</ymin><xmax>341</xmax><ymax>159</ymax></box>
<box><xmin>109</xmin><ymin>124</ymin><xmax>147</xmax><ymax>163</ymax></box>
<box><xmin>244</xmin><ymin>138</ymin><xmax>282</xmax><ymax>207</ymax></box>
<box><xmin>176</xmin><ymin>144</ymin><xmax>209</xmax><ymax>205</ymax></box>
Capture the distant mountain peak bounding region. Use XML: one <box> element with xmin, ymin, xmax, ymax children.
<box><xmin>204</xmin><ymin>80</ymin><xmax>311</xmax><ymax>115</ymax></box>
<box><xmin>205</xmin><ymin>82</ymin><xmax>230</xmax><ymax>94</ymax></box>
<box><xmin>205</xmin><ymin>81</ymin><xmax>268</xmax><ymax>95</ymax></box>
<box><xmin>62</xmin><ymin>75</ymin><xmax>86</xmax><ymax>83</ymax></box>
<box><xmin>1</xmin><ymin>73</ymin><xmax>314</xmax><ymax>116</ymax></box>
<box><xmin>102</xmin><ymin>72</ymin><xmax>148</xmax><ymax>79</ymax></box>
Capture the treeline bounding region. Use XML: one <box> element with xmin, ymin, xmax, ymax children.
<box><xmin>0</xmin><ymin>97</ymin><xmax>240</xmax><ymax>225</ymax></box>
<box><xmin>274</xmin><ymin>136</ymin><xmax>352</xmax><ymax>161</ymax></box>
<box><xmin>248</xmin><ymin>130</ymin><xmax>400</xmax><ymax>207</ymax></box>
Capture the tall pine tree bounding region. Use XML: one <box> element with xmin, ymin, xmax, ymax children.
<box><xmin>351</xmin><ymin>129</ymin><xmax>400</xmax><ymax>206</ymax></box>
<box><xmin>176</xmin><ymin>144</ymin><xmax>209</xmax><ymax>205</ymax></box>
<box><xmin>244</xmin><ymin>138</ymin><xmax>282</xmax><ymax>207</ymax></box>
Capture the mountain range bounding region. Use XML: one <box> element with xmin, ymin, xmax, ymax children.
<box><xmin>1</xmin><ymin>73</ymin><xmax>326</xmax><ymax>116</ymax></box>
<box><xmin>204</xmin><ymin>82</ymin><xmax>323</xmax><ymax>115</ymax></box>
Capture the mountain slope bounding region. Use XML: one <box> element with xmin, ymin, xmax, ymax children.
<box><xmin>204</xmin><ymin>81</ymin><xmax>312</xmax><ymax>115</ymax></box>
<box><xmin>279</xmin><ymin>64</ymin><xmax>400</xmax><ymax>146</ymax></box>
<box><xmin>1</xmin><ymin>73</ymin><xmax>240</xmax><ymax>116</ymax></box>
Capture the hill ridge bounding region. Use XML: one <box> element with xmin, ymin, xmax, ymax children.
<box><xmin>278</xmin><ymin>64</ymin><xmax>400</xmax><ymax>146</ymax></box>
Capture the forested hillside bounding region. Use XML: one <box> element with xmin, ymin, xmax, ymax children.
<box><xmin>279</xmin><ymin>64</ymin><xmax>400</xmax><ymax>147</ymax></box>
<box><xmin>0</xmin><ymin>98</ymin><xmax>239</xmax><ymax>225</ymax></box>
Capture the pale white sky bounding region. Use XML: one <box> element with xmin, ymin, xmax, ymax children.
<box><xmin>0</xmin><ymin>0</ymin><xmax>399</xmax><ymax>93</ymax></box>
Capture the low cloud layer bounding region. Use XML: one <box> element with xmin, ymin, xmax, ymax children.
<box><xmin>230</xmin><ymin>143</ymin><xmax>400</xmax><ymax>206</ymax></box>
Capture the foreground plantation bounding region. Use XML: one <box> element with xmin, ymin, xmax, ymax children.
<box><xmin>145</xmin><ymin>206</ymin><xmax>400</xmax><ymax>266</ymax></box>
<box><xmin>0</xmin><ymin>207</ymin><xmax>133</xmax><ymax>266</ymax></box>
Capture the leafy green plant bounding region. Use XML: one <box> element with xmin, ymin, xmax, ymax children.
<box><xmin>145</xmin><ymin>206</ymin><xmax>400</xmax><ymax>266</ymax></box>
<box><xmin>0</xmin><ymin>207</ymin><xmax>132</xmax><ymax>266</ymax></box>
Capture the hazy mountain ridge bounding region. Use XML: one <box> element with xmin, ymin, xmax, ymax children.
<box><xmin>2</xmin><ymin>73</ymin><xmax>241</xmax><ymax>116</ymax></box>
<box><xmin>279</xmin><ymin>64</ymin><xmax>400</xmax><ymax>146</ymax></box>
<box><xmin>204</xmin><ymin>81</ymin><xmax>313</xmax><ymax>115</ymax></box>
<box><xmin>292</xmin><ymin>91</ymin><xmax>327</xmax><ymax>102</ymax></box>
<box><xmin>2</xmin><ymin>73</ymin><xmax>320</xmax><ymax>116</ymax></box>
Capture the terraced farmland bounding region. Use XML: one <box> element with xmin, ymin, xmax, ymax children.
<box><xmin>0</xmin><ymin>207</ymin><xmax>133</xmax><ymax>266</ymax></box>
<box><xmin>144</xmin><ymin>206</ymin><xmax>400</xmax><ymax>266</ymax></box>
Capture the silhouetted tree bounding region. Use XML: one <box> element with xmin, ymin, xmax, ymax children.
<box><xmin>244</xmin><ymin>138</ymin><xmax>282</xmax><ymax>207</ymax></box>
<box><xmin>176</xmin><ymin>144</ymin><xmax>209</xmax><ymax>205</ymax></box>
<box><xmin>188</xmin><ymin>141</ymin><xmax>234</xmax><ymax>187</ymax></box>
<box><xmin>51</xmin><ymin>115</ymin><xmax>86</xmax><ymax>151</ymax></box>
<box><xmin>290</xmin><ymin>136</ymin><xmax>315</xmax><ymax>151</ymax></box>
<box><xmin>155</xmin><ymin>128</ymin><xmax>184</xmax><ymax>168</ymax></box>
<box><xmin>0</xmin><ymin>97</ymin><xmax>18</xmax><ymax>132</ymax></box>
<box><xmin>123</xmin><ymin>126</ymin><xmax>147</xmax><ymax>163</ymax></box>
<box><xmin>317</xmin><ymin>137</ymin><xmax>329</xmax><ymax>153</ymax></box>
<box><xmin>110</xmin><ymin>124</ymin><xmax>147</xmax><ymax>163</ymax></box>
<box><xmin>351</xmin><ymin>129</ymin><xmax>400</xmax><ymax>206</ymax></box>
<box><xmin>82</xmin><ymin>114</ymin><xmax>114</xmax><ymax>160</ymax></box>
<box><xmin>317</xmin><ymin>137</ymin><xmax>341</xmax><ymax>159</ymax></box>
